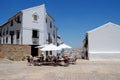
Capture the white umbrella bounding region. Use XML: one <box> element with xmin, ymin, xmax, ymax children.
<box><xmin>35</xmin><ymin>44</ymin><xmax>48</xmax><ymax>48</ymax></box>
<box><xmin>58</xmin><ymin>43</ymin><xmax>72</xmax><ymax>56</ymax></box>
<box><xmin>58</xmin><ymin>43</ymin><xmax>72</xmax><ymax>49</ymax></box>
<box><xmin>40</xmin><ymin>44</ymin><xmax>61</xmax><ymax>51</ymax></box>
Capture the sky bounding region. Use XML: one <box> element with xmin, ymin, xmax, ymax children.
<box><xmin>0</xmin><ymin>0</ymin><xmax>120</xmax><ymax>48</ymax></box>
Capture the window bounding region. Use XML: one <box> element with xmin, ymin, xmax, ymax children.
<box><xmin>50</xmin><ymin>22</ymin><xmax>52</xmax><ymax>28</ymax></box>
<box><xmin>0</xmin><ymin>33</ymin><xmax>1</xmax><ymax>37</ymax></box>
<box><xmin>16</xmin><ymin>30</ymin><xmax>20</xmax><ymax>39</ymax></box>
<box><xmin>3</xmin><ymin>38</ymin><xmax>5</xmax><ymax>44</ymax></box>
<box><xmin>48</xmin><ymin>33</ymin><xmax>52</xmax><ymax>43</ymax></box>
<box><xmin>1</xmin><ymin>29</ymin><xmax>3</xmax><ymax>37</ymax></box>
<box><xmin>34</xmin><ymin>15</ymin><xmax>37</xmax><ymax>21</ymax></box>
<box><xmin>46</xmin><ymin>18</ymin><xmax>47</xmax><ymax>23</ymax></box>
<box><xmin>6</xmin><ymin>37</ymin><xmax>8</xmax><ymax>43</ymax></box>
<box><xmin>0</xmin><ymin>38</ymin><xmax>1</xmax><ymax>44</ymax></box>
<box><xmin>10</xmin><ymin>20</ymin><xmax>13</xmax><ymax>26</ymax></box>
<box><xmin>50</xmin><ymin>51</ymin><xmax>52</xmax><ymax>55</ymax></box>
<box><xmin>16</xmin><ymin>16</ymin><xmax>21</xmax><ymax>23</ymax></box>
<box><xmin>32</xmin><ymin>12</ymin><xmax>39</xmax><ymax>22</ymax></box>
<box><xmin>32</xmin><ymin>30</ymin><xmax>39</xmax><ymax>38</ymax></box>
<box><xmin>6</xmin><ymin>27</ymin><xmax>9</xmax><ymax>35</ymax></box>
<box><xmin>10</xmin><ymin>31</ymin><xmax>14</xmax><ymax>35</ymax></box>
<box><xmin>53</xmin><ymin>30</ymin><xmax>56</xmax><ymax>39</ymax></box>
<box><xmin>3</xmin><ymin>29</ymin><xmax>5</xmax><ymax>35</ymax></box>
<box><xmin>0</xmin><ymin>30</ymin><xmax>1</xmax><ymax>37</ymax></box>
<box><xmin>10</xmin><ymin>31</ymin><xmax>14</xmax><ymax>44</ymax></box>
<box><xmin>11</xmin><ymin>36</ymin><xmax>13</xmax><ymax>44</ymax></box>
<box><xmin>46</xmin><ymin>51</ymin><xmax>48</xmax><ymax>56</ymax></box>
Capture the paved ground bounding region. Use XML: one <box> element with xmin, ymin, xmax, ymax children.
<box><xmin>0</xmin><ymin>59</ymin><xmax>120</xmax><ymax>80</ymax></box>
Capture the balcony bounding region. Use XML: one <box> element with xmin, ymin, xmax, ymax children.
<box><xmin>32</xmin><ymin>38</ymin><xmax>39</xmax><ymax>45</ymax></box>
<box><xmin>32</xmin><ymin>35</ymin><xmax>39</xmax><ymax>38</ymax></box>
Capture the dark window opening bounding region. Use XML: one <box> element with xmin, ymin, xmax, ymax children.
<box><xmin>53</xmin><ymin>31</ymin><xmax>55</xmax><ymax>39</ymax></box>
<box><xmin>46</xmin><ymin>51</ymin><xmax>48</xmax><ymax>56</ymax></box>
<box><xmin>31</xmin><ymin>45</ymin><xmax>38</xmax><ymax>57</ymax></box>
<box><xmin>16</xmin><ymin>30</ymin><xmax>20</xmax><ymax>39</ymax></box>
<box><xmin>6</xmin><ymin>27</ymin><xmax>9</xmax><ymax>34</ymax></box>
<box><xmin>32</xmin><ymin>30</ymin><xmax>39</xmax><ymax>38</ymax></box>
<box><xmin>11</xmin><ymin>35</ymin><xmax>13</xmax><ymax>44</ymax></box>
<box><xmin>46</xmin><ymin>18</ymin><xmax>47</xmax><ymax>23</ymax></box>
<box><xmin>3</xmin><ymin>38</ymin><xmax>5</xmax><ymax>44</ymax></box>
<box><xmin>6</xmin><ymin>37</ymin><xmax>8</xmax><ymax>43</ymax></box>
<box><xmin>50</xmin><ymin>22</ymin><xmax>52</xmax><ymax>28</ymax></box>
<box><xmin>6</xmin><ymin>30</ymin><xmax>8</xmax><ymax>34</ymax></box>
<box><xmin>10</xmin><ymin>31</ymin><xmax>14</xmax><ymax>35</ymax></box>
<box><xmin>0</xmin><ymin>39</ymin><xmax>1</xmax><ymax>44</ymax></box>
<box><xmin>10</xmin><ymin>31</ymin><xmax>14</xmax><ymax>44</ymax></box>
<box><xmin>0</xmin><ymin>30</ymin><xmax>2</xmax><ymax>37</ymax></box>
<box><xmin>10</xmin><ymin>20</ymin><xmax>13</xmax><ymax>26</ymax></box>
<box><xmin>0</xmin><ymin>32</ymin><xmax>1</xmax><ymax>37</ymax></box>
<box><xmin>3</xmin><ymin>29</ymin><xmax>5</xmax><ymax>35</ymax></box>
<box><xmin>16</xmin><ymin>16</ymin><xmax>21</xmax><ymax>23</ymax></box>
<box><xmin>50</xmin><ymin>51</ymin><xmax>52</xmax><ymax>55</ymax></box>
<box><xmin>47</xmin><ymin>33</ymin><xmax>52</xmax><ymax>44</ymax></box>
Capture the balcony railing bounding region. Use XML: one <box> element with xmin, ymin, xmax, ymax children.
<box><xmin>32</xmin><ymin>35</ymin><xmax>39</xmax><ymax>38</ymax></box>
<box><xmin>32</xmin><ymin>38</ymin><xmax>39</xmax><ymax>45</ymax></box>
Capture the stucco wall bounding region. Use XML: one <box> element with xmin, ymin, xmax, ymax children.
<box><xmin>87</xmin><ymin>22</ymin><xmax>120</xmax><ymax>60</ymax></box>
<box><xmin>0</xmin><ymin>44</ymin><xmax>31</xmax><ymax>61</ymax></box>
<box><xmin>88</xmin><ymin>23</ymin><xmax>120</xmax><ymax>54</ymax></box>
<box><xmin>22</xmin><ymin>4</ymin><xmax>46</xmax><ymax>45</ymax></box>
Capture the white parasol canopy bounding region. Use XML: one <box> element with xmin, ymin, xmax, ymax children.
<box><xmin>40</xmin><ymin>44</ymin><xmax>61</xmax><ymax>51</ymax></box>
<box><xmin>58</xmin><ymin>43</ymin><xmax>72</xmax><ymax>49</ymax></box>
<box><xmin>35</xmin><ymin>44</ymin><xmax>48</xmax><ymax>48</ymax></box>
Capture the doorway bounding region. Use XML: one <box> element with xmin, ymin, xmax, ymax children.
<box><xmin>31</xmin><ymin>45</ymin><xmax>38</xmax><ymax>57</ymax></box>
<box><xmin>85</xmin><ymin>51</ymin><xmax>89</xmax><ymax>60</ymax></box>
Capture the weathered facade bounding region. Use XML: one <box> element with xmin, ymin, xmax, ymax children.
<box><xmin>0</xmin><ymin>44</ymin><xmax>31</xmax><ymax>61</ymax></box>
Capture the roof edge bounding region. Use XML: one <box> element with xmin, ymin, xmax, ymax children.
<box><xmin>21</xmin><ymin>4</ymin><xmax>45</xmax><ymax>13</ymax></box>
<box><xmin>87</xmin><ymin>22</ymin><xmax>120</xmax><ymax>33</ymax></box>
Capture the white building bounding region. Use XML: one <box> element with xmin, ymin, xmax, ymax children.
<box><xmin>83</xmin><ymin>22</ymin><xmax>120</xmax><ymax>60</ymax></box>
<box><xmin>0</xmin><ymin>4</ymin><xmax>60</xmax><ymax>56</ymax></box>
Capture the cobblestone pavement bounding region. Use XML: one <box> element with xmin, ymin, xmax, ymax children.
<box><xmin>0</xmin><ymin>59</ymin><xmax>120</xmax><ymax>80</ymax></box>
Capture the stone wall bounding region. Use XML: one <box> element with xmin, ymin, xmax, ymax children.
<box><xmin>64</xmin><ymin>48</ymin><xmax>84</xmax><ymax>59</ymax></box>
<box><xmin>0</xmin><ymin>44</ymin><xmax>31</xmax><ymax>61</ymax></box>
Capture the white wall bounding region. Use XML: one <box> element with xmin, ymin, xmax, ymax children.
<box><xmin>89</xmin><ymin>53</ymin><xmax>120</xmax><ymax>60</ymax></box>
<box><xmin>88</xmin><ymin>22</ymin><xmax>120</xmax><ymax>60</ymax></box>
<box><xmin>22</xmin><ymin>4</ymin><xmax>46</xmax><ymax>45</ymax></box>
<box><xmin>88</xmin><ymin>23</ymin><xmax>120</xmax><ymax>54</ymax></box>
<box><xmin>22</xmin><ymin>28</ymin><xmax>32</xmax><ymax>44</ymax></box>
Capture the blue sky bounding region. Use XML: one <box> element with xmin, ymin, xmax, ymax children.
<box><xmin>0</xmin><ymin>0</ymin><xmax>120</xmax><ymax>48</ymax></box>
